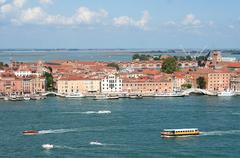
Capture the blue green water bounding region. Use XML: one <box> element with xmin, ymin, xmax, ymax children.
<box><xmin>0</xmin><ymin>96</ymin><xmax>240</xmax><ymax>157</ymax></box>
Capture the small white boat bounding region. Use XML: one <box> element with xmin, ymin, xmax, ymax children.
<box><xmin>65</xmin><ymin>93</ymin><xmax>85</xmax><ymax>98</ymax></box>
<box><xmin>90</xmin><ymin>141</ymin><xmax>103</xmax><ymax>146</ymax></box>
<box><xmin>107</xmin><ymin>95</ymin><xmax>119</xmax><ymax>100</ymax></box>
<box><xmin>94</xmin><ymin>94</ymin><xmax>108</xmax><ymax>100</ymax></box>
<box><xmin>42</xmin><ymin>144</ymin><xmax>54</xmax><ymax>150</ymax></box>
<box><xmin>217</xmin><ymin>90</ymin><xmax>235</xmax><ymax>97</ymax></box>
<box><xmin>4</xmin><ymin>96</ymin><xmax>9</xmax><ymax>101</ymax></box>
<box><xmin>155</xmin><ymin>92</ymin><xmax>185</xmax><ymax>97</ymax></box>
<box><xmin>24</xmin><ymin>97</ymin><xmax>31</xmax><ymax>100</ymax></box>
<box><xmin>94</xmin><ymin>94</ymin><xmax>119</xmax><ymax>100</ymax></box>
<box><xmin>129</xmin><ymin>94</ymin><xmax>143</xmax><ymax>99</ymax></box>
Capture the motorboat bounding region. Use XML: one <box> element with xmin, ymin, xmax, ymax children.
<box><xmin>94</xmin><ymin>94</ymin><xmax>119</xmax><ymax>100</ymax></box>
<box><xmin>23</xmin><ymin>130</ymin><xmax>39</xmax><ymax>135</ymax></box>
<box><xmin>155</xmin><ymin>92</ymin><xmax>185</xmax><ymax>97</ymax></box>
<box><xmin>161</xmin><ymin>128</ymin><xmax>200</xmax><ymax>137</ymax></box>
<box><xmin>94</xmin><ymin>94</ymin><xmax>108</xmax><ymax>100</ymax></box>
<box><xmin>42</xmin><ymin>144</ymin><xmax>54</xmax><ymax>150</ymax></box>
<box><xmin>65</xmin><ymin>93</ymin><xmax>85</xmax><ymax>98</ymax></box>
<box><xmin>217</xmin><ymin>90</ymin><xmax>235</xmax><ymax>97</ymax></box>
<box><xmin>129</xmin><ymin>94</ymin><xmax>143</xmax><ymax>99</ymax></box>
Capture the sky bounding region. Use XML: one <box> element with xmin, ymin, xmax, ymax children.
<box><xmin>0</xmin><ymin>0</ymin><xmax>240</xmax><ymax>49</ymax></box>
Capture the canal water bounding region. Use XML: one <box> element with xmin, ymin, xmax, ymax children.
<box><xmin>0</xmin><ymin>96</ymin><xmax>240</xmax><ymax>157</ymax></box>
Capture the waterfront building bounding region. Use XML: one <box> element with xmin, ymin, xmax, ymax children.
<box><xmin>30</xmin><ymin>77</ymin><xmax>46</xmax><ymax>94</ymax></box>
<box><xmin>173</xmin><ymin>72</ymin><xmax>187</xmax><ymax>91</ymax></box>
<box><xmin>230</xmin><ymin>74</ymin><xmax>240</xmax><ymax>92</ymax></box>
<box><xmin>57</xmin><ymin>76</ymin><xmax>101</xmax><ymax>95</ymax></box>
<box><xmin>0</xmin><ymin>73</ymin><xmax>23</xmax><ymax>95</ymax></box>
<box><xmin>122</xmin><ymin>77</ymin><xmax>173</xmax><ymax>95</ymax></box>
<box><xmin>207</xmin><ymin>69</ymin><xmax>232</xmax><ymax>92</ymax></box>
<box><xmin>101</xmin><ymin>74</ymin><xmax>123</xmax><ymax>93</ymax></box>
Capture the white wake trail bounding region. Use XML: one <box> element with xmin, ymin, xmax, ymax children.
<box><xmin>38</xmin><ymin>128</ymin><xmax>77</xmax><ymax>135</ymax></box>
<box><xmin>201</xmin><ymin>130</ymin><xmax>240</xmax><ymax>136</ymax></box>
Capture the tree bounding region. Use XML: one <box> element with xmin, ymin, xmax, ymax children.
<box><xmin>196</xmin><ymin>56</ymin><xmax>207</xmax><ymax>67</ymax></box>
<box><xmin>161</xmin><ymin>57</ymin><xmax>178</xmax><ymax>74</ymax></box>
<box><xmin>107</xmin><ymin>62</ymin><xmax>120</xmax><ymax>71</ymax></box>
<box><xmin>132</xmin><ymin>54</ymin><xmax>140</xmax><ymax>60</ymax></box>
<box><xmin>44</xmin><ymin>72</ymin><xmax>54</xmax><ymax>91</ymax></box>
<box><xmin>196</xmin><ymin>77</ymin><xmax>206</xmax><ymax>89</ymax></box>
<box><xmin>181</xmin><ymin>83</ymin><xmax>192</xmax><ymax>89</ymax></box>
<box><xmin>132</xmin><ymin>54</ymin><xmax>150</xmax><ymax>61</ymax></box>
<box><xmin>0</xmin><ymin>62</ymin><xmax>3</xmax><ymax>69</ymax></box>
<box><xmin>186</xmin><ymin>55</ymin><xmax>192</xmax><ymax>61</ymax></box>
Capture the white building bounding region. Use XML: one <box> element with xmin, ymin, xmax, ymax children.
<box><xmin>101</xmin><ymin>74</ymin><xmax>122</xmax><ymax>93</ymax></box>
<box><xmin>14</xmin><ymin>69</ymin><xmax>32</xmax><ymax>77</ymax></box>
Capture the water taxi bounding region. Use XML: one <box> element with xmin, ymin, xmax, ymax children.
<box><xmin>161</xmin><ymin>128</ymin><xmax>200</xmax><ymax>137</ymax></box>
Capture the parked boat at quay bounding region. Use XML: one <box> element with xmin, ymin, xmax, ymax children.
<box><xmin>155</xmin><ymin>92</ymin><xmax>185</xmax><ymax>97</ymax></box>
<box><xmin>65</xmin><ymin>93</ymin><xmax>85</xmax><ymax>98</ymax></box>
<box><xmin>217</xmin><ymin>90</ymin><xmax>236</xmax><ymax>97</ymax></box>
<box><xmin>31</xmin><ymin>95</ymin><xmax>46</xmax><ymax>100</ymax></box>
<box><xmin>94</xmin><ymin>94</ymin><xmax>119</xmax><ymax>100</ymax></box>
<box><xmin>161</xmin><ymin>128</ymin><xmax>200</xmax><ymax>137</ymax></box>
<box><xmin>129</xmin><ymin>94</ymin><xmax>143</xmax><ymax>99</ymax></box>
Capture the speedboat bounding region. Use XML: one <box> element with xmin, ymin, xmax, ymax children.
<box><xmin>161</xmin><ymin>128</ymin><xmax>200</xmax><ymax>137</ymax></box>
<box><xmin>23</xmin><ymin>130</ymin><xmax>39</xmax><ymax>135</ymax></box>
<box><xmin>42</xmin><ymin>144</ymin><xmax>54</xmax><ymax>150</ymax></box>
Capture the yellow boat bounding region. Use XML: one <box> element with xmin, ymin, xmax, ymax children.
<box><xmin>161</xmin><ymin>128</ymin><xmax>200</xmax><ymax>137</ymax></box>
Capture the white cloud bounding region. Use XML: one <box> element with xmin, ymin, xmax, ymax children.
<box><xmin>228</xmin><ymin>25</ymin><xmax>235</xmax><ymax>29</ymax></box>
<box><xmin>113</xmin><ymin>11</ymin><xmax>150</xmax><ymax>30</ymax></box>
<box><xmin>39</xmin><ymin>0</ymin><xmax>53</xmax><ymax>5</ymax></box>
<box><xmin>0</xmin><ymin>0</ymin><xmax>6</xmax><ymax>5</ymax></box>
<box><xmin>1</xmin><ymin>4</ymin><xmax>13</xmax><ymax>14</ymax></box>
<box><xmin>164</xmin><ymin>20</ymin><xmax>177</xmax><ymax>27</ymax></box>
<box><xmin>13</xmin><ymin>0</ymin><xmax>26</xmax><ymax>8</ymax></box>
<box><xmin>19</xmin><ymin>7</ymin><xmax>45</xmax><ymax>23</ymax></box>
<box><xmin>182</xmin><ymin>14</ymin><xmax>202</xmax><ymax>28</ymax></box>
<box><xmin>74</xmin><ymin>7</ymin><xmax>108</xmax><ymax>24</ymax></box>
<box><xmin>14</xmin><ymin>6</ymin><xmax>108</xmax><ymax>26</ymax></box>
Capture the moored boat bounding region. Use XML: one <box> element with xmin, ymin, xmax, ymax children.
<box><xmin>65</xmin><ymin>93</ymin><xmax>85</xmax><ymax>98</ymax></box>
<box><xmin>155</xmin><ymin>92</ymin><xmax>185</xmax><ymax>97</ymax></box>
<box><xmin>129</xmin><ymin>94</ymin><xmax>143</xmax><ymax>99</ymax></box>
<box><xmin>161</xmin><ymin>128</ymin><xmax>200</xmax><ymax>137</ymax></box>
<box><xmin>217</xmin><ymin>90</ymin><xmax>235</xmax><ymax>97</ymax></box>
<box><xmin>94</xmin><ymin>94</ymin><xmax>108</xmax><ymax>100</ymax></box>
<box><xmin>23</xmin><ymin>130</ymin><xmax>39</xmax><ymax>135</ymax></box>
<box><xmin>94</xmin><ymin>94</ymin><xmax>119</xmax><ymax>100</ymax></box>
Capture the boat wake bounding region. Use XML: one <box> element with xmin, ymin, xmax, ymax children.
<box><xmin>38</xmin><ymin>128</ymin><xmax>77</xmax><ymax>135</ymax></box>
<box><xmin>42</xmin><ymin>144</ymin><xmax>78</xmax><ymax>150</ymax></box>
<box><xmin>232</xmin><ymin>112</ymin><xmax>240</xmax><ymax>115</ymax></box>
<box><xmin>201</xmin><ymin>130</ymin><xmax>240</xmax><ymax>136</ymax></box>
<box><xmin>62</xmin><ymin>110</ymin><xmax>111</xmax><ymax>114</ymax></box>
<box><xmin>82</xmin><ymin>110</ymin><xmax>111</xmax><ymax>114</ymax></box>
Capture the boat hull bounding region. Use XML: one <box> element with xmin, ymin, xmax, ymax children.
<box><xmin>23</xmin><ymin>130</ymin><xmax>39</xmax><ymax>136</ymax></box>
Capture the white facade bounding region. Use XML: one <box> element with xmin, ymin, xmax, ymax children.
<box><xmin>14</xmin><ymin>70</ymin><xmax>32</xmax><ymax>77</ymax></box>
<box><xmin>101</xmin><ymin>74</ymin><xmax>122</xmax><ymax>93</ymax></box>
